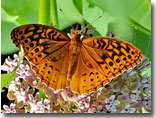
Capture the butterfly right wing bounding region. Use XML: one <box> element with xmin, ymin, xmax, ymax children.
<box><xmin>70</xmin><ymin>36</ymin><xmax>143</xmax><ymax>94</ymax></box>
<box><xmin>11</xmin><ymin>24</ymin><xmax>71</xmax><ymax>90</ymax></box>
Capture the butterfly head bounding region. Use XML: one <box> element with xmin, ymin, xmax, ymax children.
<box><xmin>74</xmin><ymin>30</ymin><xmax>80</xmax><ymax>35</ymax></box>
<box><xmin>71</xmin><ymin>30</ymin><xmax>82</xmax><ymax>41</ymax></box>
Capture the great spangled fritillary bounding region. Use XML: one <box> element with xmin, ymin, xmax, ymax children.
<box><xmin>11</xmin><ymin>24</ymin><xmax>143</xmax><ymax>94</ymax></box>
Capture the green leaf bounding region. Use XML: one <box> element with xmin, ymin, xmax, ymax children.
<box><xmin>2</xmin><ymin>7</ymin><xmax>30</xmax><ymax>25</ymax></box>
<box><xmin>16</xmin><ymin>16</ymin><xmax>30</xmax><ymax>25</ymax></box>
<box><xmin>39</xmin><ymin>89</ymin><xmax>46</xmax><ymax>99</ymax></box>
<box><xmin>108</xmin><ymin>21</ymin><xmax>134</xmax><ymax>42</ymax></box>
<box><xmin>1</xmin><ymin>72</ymin><xmax>16</xmax><ymax>89</ymax></box>
<box><xmin>133</xmin><ymin>29</ymin><xmax>151</xmax><ymax>60</ymax></box>
<box><xmin>1</xmin><ymin>89</ymin><xmax>6</xmax><ymax>92</ymax></box>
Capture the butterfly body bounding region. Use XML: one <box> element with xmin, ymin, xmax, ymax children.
<box><xmin>67</xmin><ymin>30</ymin><xmax>82</xmax><ymax>84</ymax></box>
<box><xmin>11</xmin><ymin>24</ymin><xmax>143</xmax><ymax>94</ymax></box>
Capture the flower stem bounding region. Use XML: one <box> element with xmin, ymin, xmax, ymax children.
<box><xmin>38</xmin><ymin>0</ymin><xmax>51</xmax><ymax>98</ymax></box>
<box><xmin>50</xmin><ymin>0</ymin><xmax>59</xmax><ymax>28</ymax></box>
<box><xmin>39</xmin><ymin>0</ymin><xmax>50</xmax><ymax>25</ymax></box>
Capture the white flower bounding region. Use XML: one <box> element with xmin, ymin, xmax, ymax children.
<box><xmin>3</xmin><ymin>103</ymin><xmax>16</xmax><ymax>113</ymax></box>
<box><xmin>130</xmin><ymin>89</ymin><xmax>141</xmax><ymax>102</ymax></box>
<box><xmin>97</xmin><ymin>105</ymin><xmax>103</xmax><ymax>111</ymax></box>
<box><xmin>105</xmin><ymin>95</ymin><xmax>120</xmax><ymax>112</ymax></box>
<box><xmin>141</xmin><ymin>74</ymin><xmax>151</xmax><ymax>84</ymax></box>
<box><xmin>121</xmin><ymin>104</ymin><xmax>136</xmax><ymax>113</ymax></box>
<box><xmin>144</xmin><ymin>87</ymin><xmax>151</xmax><ymax>95</ymax></box>
<box><xmin>142</xmin><ymin>96</ymin><xmax>151</xmax><ymax>109</ymax></box>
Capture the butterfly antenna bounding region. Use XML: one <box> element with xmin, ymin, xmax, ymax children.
<box><xmin>59</xmin><ymin>9</ymin><xmax>74</xmax><ymax>30</ymax></box>
<box><xmin>81</xmin><ymin>16</ymin><xmax>102</xmax><ymax>33</ymax></box>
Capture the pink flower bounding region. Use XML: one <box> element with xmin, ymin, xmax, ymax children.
<box><xmin>27</xmin><ymin>93</ymin><xmax>46</xmax><ymax>113</ymax></box>
<box><xmin>61</xmin><ymin>88</ymin><xmax>78</xmax><ymax>102</ymax></box>
<box><xmin>78</xmin><ymin>96</ymin><xmax>90</xmax><ymax>109</ymax></box>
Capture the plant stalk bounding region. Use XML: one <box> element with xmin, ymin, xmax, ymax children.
<box><xmin>50</xmin><ymin>0</ymin><xmax>59</xmax><ymax>28</ymax></box>
<box><xmin>39</xmin><ymin>0</ymin><xmax>50</xmax><ymax>25</ymax></box>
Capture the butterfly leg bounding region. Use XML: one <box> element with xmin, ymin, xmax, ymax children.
<box><xmin>65</xmin><ymin>74</ymin><xmax>73</xmax><ymax>93</ymax></box>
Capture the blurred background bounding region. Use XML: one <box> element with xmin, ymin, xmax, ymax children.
<box><xmin>1</xmin><ymin>0</ymin><xmax>151</xmax><ymax>108</ymax></box>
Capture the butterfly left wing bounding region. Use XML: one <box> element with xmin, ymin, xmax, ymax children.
<box><xmin>11</xmin><ymin>24</ymin><xmax>71</xmax><ymax>90</ymax></box>
<box><xmin>70</xmin><ymin>36</ymin><xmax>143</xmax><ymax>94</ymax></box>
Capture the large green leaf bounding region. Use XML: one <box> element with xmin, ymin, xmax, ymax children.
<box><xmin>1</xmin><ymin>8</ymin><xmax>30</xmax><ymax>55</ymax></box>
<box><xmin>129</xmin><ymin>0</ymin><xmax>151</xmax><ymax>33</ymax></box>
<box><xmin>1</xmin><ymin>0</ymin><xmax>38</xmax><ymax>55</ymax></box>
<box><xmin>2</xmin><ymin>0</ymin><xmax>39</xmax><ymax>23</ymax></box>
<box><xmin>72</xmin><ymin>0</ymin><xmax>83</xmax><ymax>14</ymax></box>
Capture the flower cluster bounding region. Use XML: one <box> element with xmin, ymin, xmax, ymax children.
<box><xmin>1</xmin><ymin>53</ymin><xmax>151</xmax><ymax>113</ymax></box>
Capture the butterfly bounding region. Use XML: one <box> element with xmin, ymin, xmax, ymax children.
<box><xmin>11</xmin><ymin>24</ymin><xmax>143</xmax><ymax>94</ymax></box>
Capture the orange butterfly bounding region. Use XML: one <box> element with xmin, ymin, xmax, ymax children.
<box><xmin>11</xmin><ymin>24</ymin><xmax>143</xmax><ymax>94</ymax></box>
